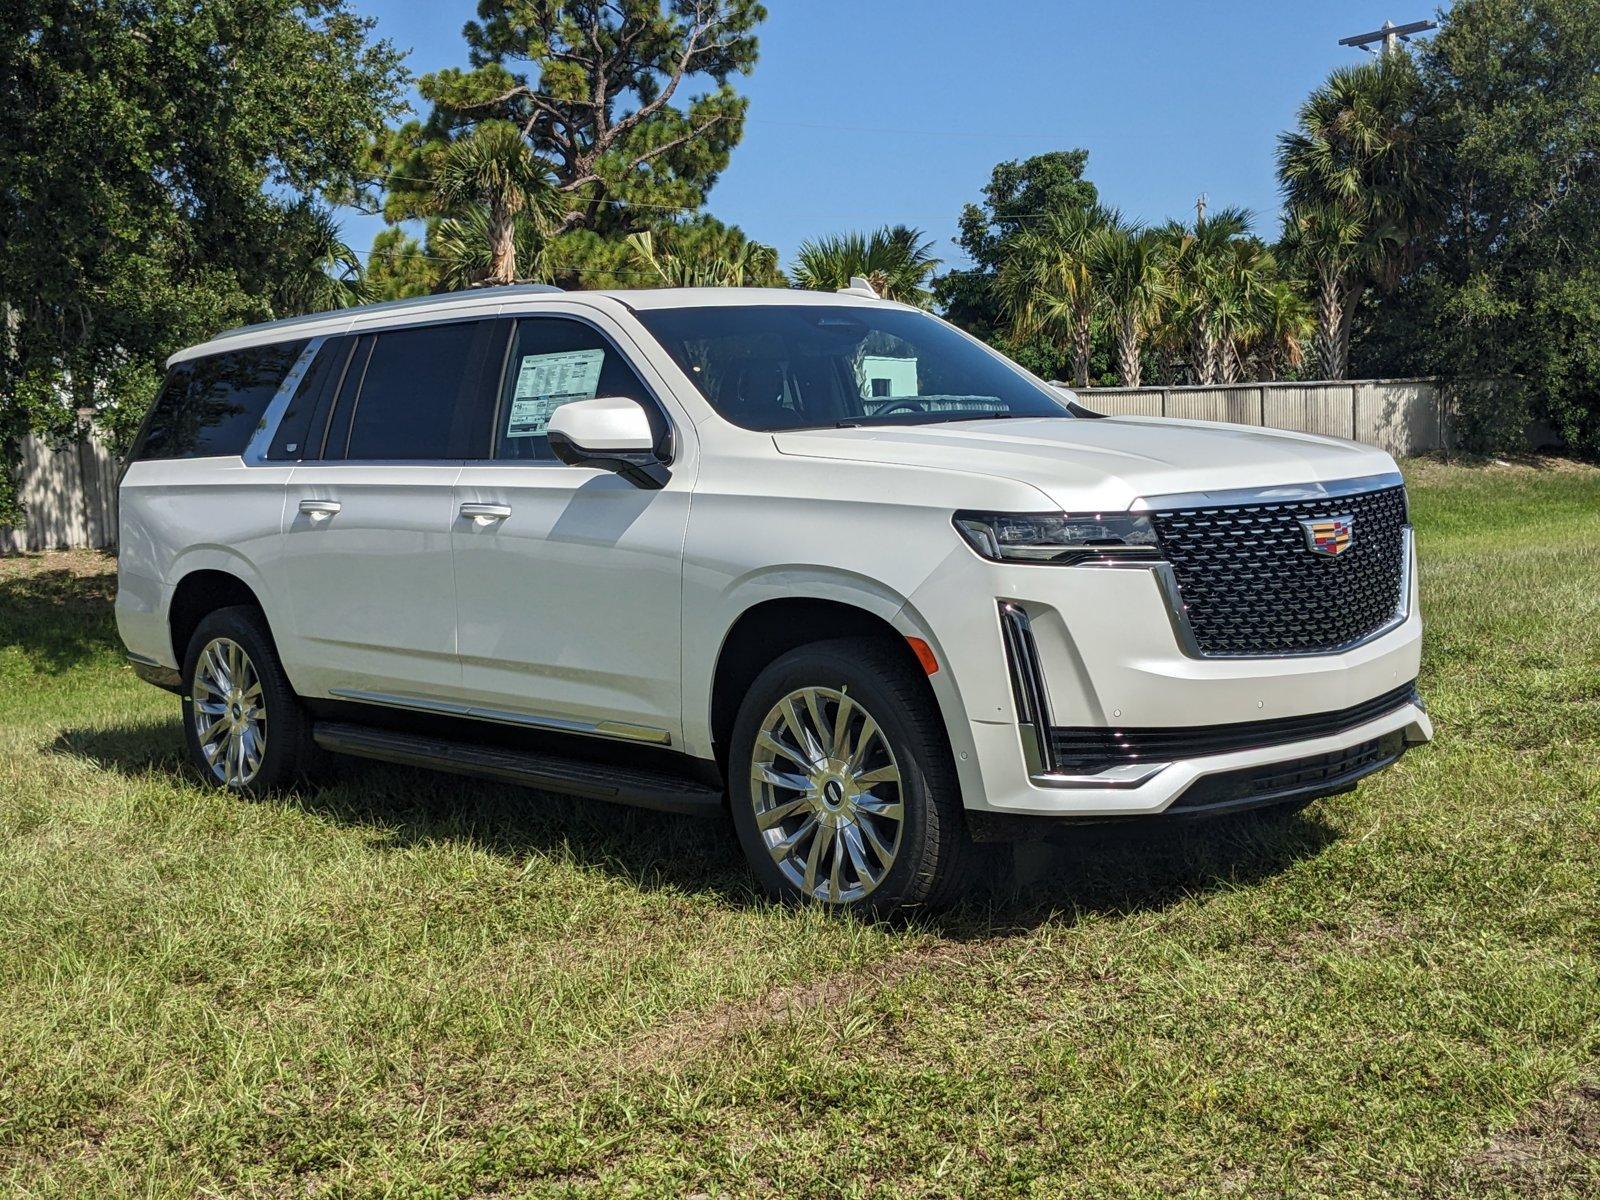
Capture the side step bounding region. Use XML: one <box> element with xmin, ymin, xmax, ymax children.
<box><xmin>312</xmin><ymin>722</ymin><xmax>725</xmax><ymax>817</ymax></box>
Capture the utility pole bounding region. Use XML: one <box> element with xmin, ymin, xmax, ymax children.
<box><xmin>1339</xmin><ymin>18</ymin><xmax>1436</xmax><ymax>56</ymax></box>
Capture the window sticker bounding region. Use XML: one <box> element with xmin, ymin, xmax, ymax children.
<box><xmin>505</xmin><ymin>348</ymin><xmax>606</xmax><ymax>437</ymax></box>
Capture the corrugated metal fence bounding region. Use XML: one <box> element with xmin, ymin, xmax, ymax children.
<box><xmin>1073</xmin><ymin>378</ymin><xmax>1449</xmax><ymax>457</ymax></box>
<box><xmin>2</xmin><ymin>433</ymin><xmax>120</xmax><ymax>554</ymax></box>
<box><xmin>1</xmin><ymin>378</ymin><xmax>1450</xmax><ymax>554</ymax></box>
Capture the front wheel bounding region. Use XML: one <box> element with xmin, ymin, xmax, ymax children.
<box><xmin>728</xmin><ymin>638</ymin><xmax>975</xmax><ymax>914</ymax></box>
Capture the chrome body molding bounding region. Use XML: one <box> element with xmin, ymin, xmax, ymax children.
<box><xmin>1127</xmin><ymin>470</ymin><xmax>1407</xmax><ymax>513</ymax></box>
<box><xmin>998</xmin><ymin>602</ymin><xmax>1173</xmax><ymax>790</ymax></box>
<box><xmin>242</xmin><ymin>337</ymin><xmax>326</xmax><ymax>466</ymax></box>
<box><xmin>327</xmin><ymin>687</ymin><xmax>673</xmax><ymax>746</ymax></box>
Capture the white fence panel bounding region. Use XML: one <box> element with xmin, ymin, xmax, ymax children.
<box><xmin>1080</xmin><ymin>389</ymin><xmax>1164</xmax><ymax>417</ymax></box>
<box><xmin>1356</xmin><ymin>380</ymin><xmax>1441</xmax><ymax>457</ymax></box>
<box><xmin>1262</xmin><ymin>383</ymin><xmax>1357</xmax><ymax>440</ymax></box>
<box><xmin>1076</xmin><ymin>378</ymin><xmax>1447</xmax><ymax>458</ymax></box>
<box><xmin>1</xmin><ymin>433</ymin><xmax>119</xmax><ymax>554</ymax></box>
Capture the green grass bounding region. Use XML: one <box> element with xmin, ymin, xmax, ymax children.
<box><xmin>2</xmin><ymin>458</ymin><xmax>1597</xmax><ymax>1198</ymax></box>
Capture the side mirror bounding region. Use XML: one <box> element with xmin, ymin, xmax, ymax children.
<box><xmin>546</xmin><ymin>396</ymin><xmax>670</xmax><ymax>489</ymax></box>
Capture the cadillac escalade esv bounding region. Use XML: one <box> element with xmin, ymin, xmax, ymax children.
<box><xmin>116</xmin><ymin>284</ymin><xmax>1431</xmax><ymax>913</ymax></box>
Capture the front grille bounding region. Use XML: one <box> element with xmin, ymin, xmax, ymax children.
<box><xmin>1168</xmin><ymin>730</ymin><xmax>1408</xmax><ymax>813</ymax></box>
<box><xmin>1049</xmin><ymin>682</ymin><xmax>1418</xmax><ymax>773</ymax></box>
<box><xmin>1149</xmin><ymin>484</ymin><xmax>1409</xmax><ymax>656</ymax></box>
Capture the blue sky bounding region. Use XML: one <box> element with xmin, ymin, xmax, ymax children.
<box><xmin>338</xmin><ymin>0</ymin><xmax>1439</xmax><ymax>271</ymax></box>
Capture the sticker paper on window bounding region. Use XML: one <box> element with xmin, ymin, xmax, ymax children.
<box><xmin>505</xmin><ymin>349</ymin><xmax>605</xmax><ymax>437</ymax></box>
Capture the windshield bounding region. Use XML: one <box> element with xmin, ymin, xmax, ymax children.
<box><xmin>631</xmin><ymin>304</ymin><xmax>1075</xmax><ymax>432</ymax></box>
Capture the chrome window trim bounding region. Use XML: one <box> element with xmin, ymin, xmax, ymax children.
<box><xmin>483</xmin><ymin>310</ymin><xmax>679</xmax><ymax>466</ymax></box>
<box><xmin>1128</xmin><ymin>471</ymin><xmax>1406</xmax><ymax>513</ymax></box>
<box><xmin>242</xmin><ymin>337</ymin><xmax>327</xmax><ymax>466</ymax></box>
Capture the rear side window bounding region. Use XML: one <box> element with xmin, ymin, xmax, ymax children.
<box><xmin>131</xmin><ymin>340</ymin><xmax>308</xmax><ymax>461</ymax></box>
<box><xmin>329</xmin><ymin>321</ymin><xmax>506</xmax><ymax>460</ymax></box>
<box><xmin>267</xmin><ymin>338</ymin><xmax>352</xmax><ymax>461</ymax></box>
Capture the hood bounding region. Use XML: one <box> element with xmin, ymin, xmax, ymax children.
<box><xmin>772</xmin><ymin>416</ymin><xmax>1399</xmax><ymax>511</ymax></box>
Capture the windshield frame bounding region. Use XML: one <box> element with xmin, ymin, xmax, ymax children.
<box><xmin>629</xmin><ymin>301</ymin><xmax>1080</xmax><ymax>433</ymax></box>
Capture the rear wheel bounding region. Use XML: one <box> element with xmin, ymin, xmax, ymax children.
<box><xmin>180</xmin><ymin>606</ymin><xmax>317</xmax><ymax>792</ymax></box>
<box><xmin>728</xmin><ymin>638</ymin><xmax>975</xmax><ymax>914</ymax></box>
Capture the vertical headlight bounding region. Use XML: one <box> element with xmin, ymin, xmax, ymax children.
<box><xmin>953</xmin><ymin>511</ymin><xmax>1160</xmax><ymax>564</ymax></box>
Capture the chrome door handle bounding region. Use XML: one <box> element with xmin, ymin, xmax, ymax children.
<box><xmin>460</xmin><ymin>502</ymin><xmax>512</xmax><ymax>524</ymax></box>
<box><xmin>299</xmin><ymin>499</ymin><xmax>341</xmax><ymax>519</ymax></box>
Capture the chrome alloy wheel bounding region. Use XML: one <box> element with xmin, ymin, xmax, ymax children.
<box><xmin>749</xmin><ymin>687</ymin><xmax>905</xmax><ymax>904</ymax></box>
<box><xmin>191</xmin><ymin>637</ymin><xmax>267</xmax><ymax>788</ymax></box>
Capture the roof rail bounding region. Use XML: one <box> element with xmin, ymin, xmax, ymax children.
<box><xmin>212</xmin><ymin>281</ymin><xmax>566</xmax><ymax>341</ymax></box>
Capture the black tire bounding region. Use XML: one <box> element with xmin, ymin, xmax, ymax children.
<box><xmin>727</xmin><ymin>637</ymin><xmax>976</xmax><ymax>915</ymax></box>
<box><xmin>179</xmin><ymin>605</ymin><xmax>319</xmax><ymax>792</ymax></box>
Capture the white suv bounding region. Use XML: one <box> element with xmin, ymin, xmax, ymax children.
<box><xmin>117</xmin><ymin>285</ymin><xmax>1431</xmax><ymax>913</ymax></box>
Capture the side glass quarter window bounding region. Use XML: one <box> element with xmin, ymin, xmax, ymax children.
<box><xmin>130</xmin><ymin>339</ymin><xmax>309</xmax><ymax>462</ymax></box>
<box><xmin>267</xmin><ymin>337</ymin><xmax>352</xmax><ymax>461</ymax></box>
<box><xmin>493</xmin><ymin>318</ymin><xmax>661</xmax><ymax>461</ymax></box>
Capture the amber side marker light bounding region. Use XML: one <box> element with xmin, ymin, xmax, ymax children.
<box><xmin>905</xmin><ymin>636</ymin><xmax>940</xmax><ymax>675</ymax></box>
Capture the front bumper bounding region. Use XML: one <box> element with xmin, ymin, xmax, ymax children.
<box><xmin>904</xmin><ymin>518</ymin><xmax>1430</xmax><ymax>820</ymax></box>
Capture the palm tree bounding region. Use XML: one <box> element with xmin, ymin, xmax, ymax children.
<box><xmin>272</xmin><ymin>204</ymin><xmax>366</xmax><ymax>315</ymax></box>
<box><xmin>994</xmin><ymin>206</ymin><xmax>1107</xmax><ymax>387</ymax></box>
<box><xmin>1277</xmin><ymin>55</ymin><xmax>1431</xmax><ymax>379</ymax></box>
<box><xmin>1156</xmin><ymin>206</ymin><xmax>1255</xmax><ymax>384</ymax></box>
<box><xmin>1090</xmin><ymin>225</ymin><xmax>1167</xmax><ymax>387</ymax></box>
<box><xmin>792</xmin><ymin>226</ymin><xmax>940</xmax><ymax>306</ymax></box>
<box><xmin>626</xmin><ymin>225</ymin><xmax>783</xmax><ymax>288</ymax></box>
<box><xmin>1254</xmin><ymin>281</ymin><xmax>1315</xmax><ymax>380</ymax></box>
<box><xmin>1211</xmin><ymin>238</ymin><xmax>1281</xmax><ymax>384</ymax></box>
<box><xmin>429</xmin><ymin>206</ymin><xmax>559</xmax><ymax>292</ymax></box>
<box><xmin>432</xmin><ymin>121</ymin><xmax>564</xmax><ymax>286</ymax></box>
<box><xmin>1278</xmin><ymin>201</ymin><xmax>1377</xmax><ymax>379</ymax></box>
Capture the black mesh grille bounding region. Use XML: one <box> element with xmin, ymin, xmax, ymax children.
<box><xmin>1149</xmin><ymin>484</ymin><xmax>1409</xmax><ymax>656</ymax></box>
<box><xmin>1168</xmin><ymin>731</ymin><xmax>1408</xmax><ymax>813</ymax></box>
<box><xmin>1049</xmin><ymin>682</ymin><xmax>1418</xmax><ymax>773</ymax></box>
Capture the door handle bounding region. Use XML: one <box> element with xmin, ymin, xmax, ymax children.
<box><xmin>299</xmin><ymin>499</ymin><xmax>341</xmax><ymax>519</ymax></box>
<box><xmin>460</xmin><ymin>502</ymin><xmax>512</xmax><ymax>524</ymax></box>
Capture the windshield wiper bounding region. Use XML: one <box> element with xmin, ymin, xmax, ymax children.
<box><xmin>836</xmin><ymin>411</ymin><xmax>1018</xmax><ymax>429</ymax></box>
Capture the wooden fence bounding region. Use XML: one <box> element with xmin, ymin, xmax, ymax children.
<box><xmin>1</xmin><ymin>433</ymin><xmax>120</xmax><ymax>554</ymax></box>
<box><xmin>1</xmin><ymin>377</ymin><xmax>1452</xmax><ymax>554</ymax></box>
<box><xmin>1071</xmin><ymin>378</ymin><xmax>1449</xmax><ymax>457</ymax></box>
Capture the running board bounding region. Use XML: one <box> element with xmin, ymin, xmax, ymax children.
<box><xmin>312</xmin><ymin>722</ymin><xmax>724</xmax><ymax>817</ymax></box>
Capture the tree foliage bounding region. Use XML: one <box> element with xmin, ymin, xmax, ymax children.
<box><xmin>994</xmin><ymin>206</ymin><xmax>1110</xmax><ymax>387</ymax></box>
<box><xmin>626</xmin><ymin>217</ymin><xmax>784</xmax><ymax>288</ymax></box>
<box><xmin>0</xmin><ymin>0</ymin><xmax>404</xmax><ymax>521</ymax></box>
<box><xmin>792</xmin><ymin>226</ymin><xmax>940</xmax><ymax>306</ymax></box>
<box><xmin>374</xmin><ymin>0</ymin><xmax>767</xmax><ymax>289</ymax></box>
<box><xmin>1090</xmin><ymin>226</ymin><xmax>1168</xmax><ymax>389</ymax></box>
<box><xmin>1277</xmin><ymin>54</ymin><xmax>1432</xmax><ymax>379</ymax></box>
<box><xmin>1353</xmin><ymin>0</ymin><xmax>1600</xmax><ymax>452</ymax></box>
<box><xmin>935</xmin><ymin>151</ymin><xmax>1101</xmax><ymax>377</ymax></box>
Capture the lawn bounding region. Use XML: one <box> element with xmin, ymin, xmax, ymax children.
<box><xmin>1</xmin><ymin>459</ymin><xmax>1597</xmax><ymax>1199</ymax></box>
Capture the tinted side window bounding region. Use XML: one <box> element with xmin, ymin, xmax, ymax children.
<box><xmin>336</xmin><ymin>321</ymin><xmax>505</xmax><ymax>460</ymax></box>
<box><xmin>132</xmin><ymin>340</ymin><xmax>308</xmax><ymax>461</ymax></box>
<box><xmin>495</xmin><ymin>319</ymin><xmax>656</xmax><ymax>461</ymax></box>
<box><xmin>267</xmin><ymin>337</ymin><xmax>353</xmax><ymax>461</ymax></box>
